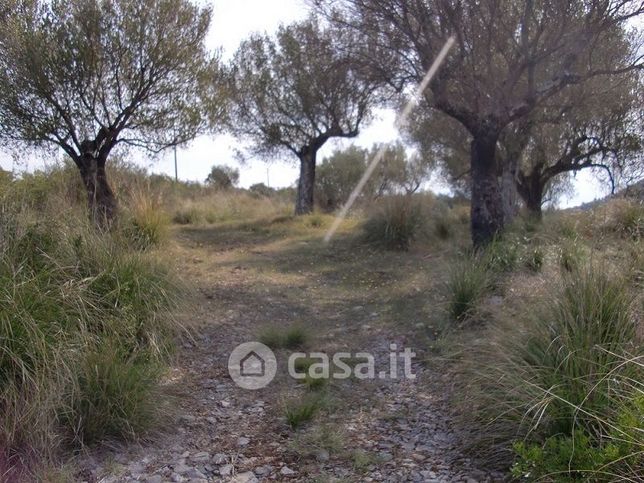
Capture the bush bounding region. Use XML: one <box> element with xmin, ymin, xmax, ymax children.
<box><xmin>283</xmin><ymin>394</ymin><xmax>325</xmax><ymax>429</ymax></box>
<box><xmin>559</xmin><ymin>239</ymin><xmax>586</xmax><ymax>273</ymax></box>
<box><xmin>124</xmin><ymin>190</ymin><xmax>169</xmax><ymax>249</ymax></box>
<box><xmin>482</xmin><ymin>236</ymin><xmax>520</xmax><ymax>273</ymax></box>
<box><xmin>524</xmin><ymin>246</ymin><xmax>545</xmax><ymax>272</ymax></box>
<box><xmin>259</xmin><ymin>326</ymin><xmax>309</xmax><ymax>350</ymax></box>
<box><xmin>445</xmin><ymin>257</ymin><xmax>491</xmax><ymax>321</ymax></box>
<box><xmin>0</xmin><ymin>211</ymin><xmax>179</xmax><ymax>461</ymax></box>
<box><xmin>63</xmin><ymin>340</ymin><xmax>164</xmax><ymax>444</ymax></box>
<box><xmin>362</xmin><ymin>196</ymin><xmax>424</xmax><ymax>251</ymax></box>
<box><xmin>455</xmin><ymin>267</ymin><xmax>643</xmax><ymax>479</ymax></box>
<box><xmin>611</xmin><ymin>200</ymin><xmax>643</xmax><ymax>239</ymax></box>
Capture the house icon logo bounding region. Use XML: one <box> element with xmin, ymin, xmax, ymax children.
<box><xmin>228</xmin><ymin>342</ymin><xmax>276</xmax><ymax>390</ymax></box>
<box><xmin>240</xmin><ymin>350</ymin><xmax>265</xmax><ymax>377</ymax></box>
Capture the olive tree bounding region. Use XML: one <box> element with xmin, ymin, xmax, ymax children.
<box><xmin>226</xmin><ymin>16</ymin><xmax>381</xmax><ymax>215</ymax></box>
<box><xmin>206</xmin><ymin>164</ymin><xmax>240</xmax><ymax>190</ymax></box>
<box><xmin>0</xmin><ymin>0</ymin><xmax>220</xmax><ymax>226</ymax></box>
<box><xmin>318</xmin><ymin>0</ymin><xmax>644</xmax><ymax>246</ymax></box>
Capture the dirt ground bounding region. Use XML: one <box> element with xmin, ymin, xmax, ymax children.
<box><xmin>78</xmin><ymin>216</ymin><xmax>506</xmax><ymax>483</ymax></box>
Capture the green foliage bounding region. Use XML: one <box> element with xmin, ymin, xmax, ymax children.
<box><xmin>524</xmin><ymin>246</ymin><xmax>545</xmax><ymax>272</ymax></box>
<box><xmin>482</xmin><ymin>236</ymin><xmax>520</xmax><ymax>273</ymax></box>
<box><xmin>248</xmin><ymin>183</ymin><xmax>276</xmax><ymax>198</ymax></box>
<box><xmin>0</xmin><ymin>211</ymin><xmax>179</xmax><ymax>455</ymax></box>
<box><xmin>259</xmin><ymin>325</ymin><xmax>309</xmax><ymax>350</ymax></box>
<box><xmin>559</xmin><ymin>239</ymin><xmax>586</xmax><ymax>273</ymax></box>
<box><xmin>316</xmin><ymin>146</ymin><xmax>368</xmax><ymax>211</ymax></box>
<box><xmin>362</xmin><ymin>196</ymin><xmax>424</xmax><ymax>251</ymax></box>
<box><xmin>512</xmin><ymin>419</ymin><xmax>643</xmax><ymax>482</ymax></box>
<box><xmin>173</xmin><ymin>207</ymin><xmax>202</xmax><ymax>225</ymax></box>
<box><xmin>455</xmin><ymin>267</ymin><xmax>642</xmax><ymax>479</ymax></box>
<box><xmin>283</xmin><ymin>395</ymin><xmax>323</xmax><ymax>429</ymax></box>
<box><xmin>445</xmin><ymin>257</ymin><xmax>491</xmax><ymax>321</ymax></box>
<box><xmin>205</xmin><ymin>165</ymin><xmax>240</xmax><ymax>190</ymax></box>
<box><xmin>63</xmin><ymin>341</ymin><xmax>164</xmax><ymax>444</ymax></box>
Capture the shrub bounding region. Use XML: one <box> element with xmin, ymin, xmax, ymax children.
<box><xmin>362</xmin><ymin>196</ymin><xmax>424</xmax><ymax>251</ymax></box>
<box><xmin>524</xmin><ymin>246</ymin><xmax>545</xmax><ymax>272</ymax></box>
<box><xmin>124</xmin><ymin>190</ymin><xmax>169</xmax><ymax>249</ymax></box>
<box><xmin>482</xmin><ymin>236</ymin><xmax>520</xmax><ymax>273</ymax></box>
<box><xmin>259</xmin><ymin>326</ymin><xmax>309</xmax><ymax>350</ymax></box>
<box><xmin>445</xmin><ymin>257</ymin><xmax>491</xmax><ymax>321</ymax></box>
<box><xmin>559</xmin><ymin>239</ymin><xmax>586</xmax><ymax>273</ymax></box>
<box><xmin>63</xmin><ymin>340</ymin><xmax>164</xmax><ymax>444</ymax></box>
<box><xmin>173</xmin><ymin>206</ymin><xmax>202</xmax><ymax>225</ymax></box>
<box><xmin>455</xmin><ymin>267</ymin><xmax>643</xmax><ymax>479</ymax></box>
<box><xmin>0</xmin><ymin>212</ymin><xmax>179</xmax><ymax>461</ymax></box>
<box><xmin>283</xmin><ymin>394</ymin><xmax>324</xmax><ymax>429</ymax></box>
<box><xmin>611</xmin><ymin>200</ymin><xmax>644</xmax><ymax>239</ymax></box>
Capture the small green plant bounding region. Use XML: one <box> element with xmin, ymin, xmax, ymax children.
<box><xmin>559</xmin><ymin>239</ymin><xmax>586</xmax><ymax>272</ymax></box>
<box><xmin>351</xmin><ymin>450</ymin><xmax>379</xmax><ymax>472</ymax></box>
<box><xmin>445</xmin><ymin>257</ymin><xmax>491</xmax><ymax>321</ymax></box>
<box><xmin>258</xmin><ymin>325</ymin><xmax>309</xmax><ymax>350</ymax></box>
<box><xmin>524</xmin><ymin>246</ymin><xmax>544</xmax><ymax>272</ymax></box>
<box><xmin>454</xmin><ymin>267</ymin><xmax>642</xmax><ymax>478</ymax></box>
<box><xmin>283</xmin><ymin>395</ymin><xmax>323</xmax><ymax>429</ymax></box>
<box><xmin>362</xmin><ymin>196</ymin><xmax>424</xmax><ymax>251</ymax></box>
<box><xmin>483</xmin><ymin>237</ymin><xmax>519</xmax><ymax>273</ymax></box>
<box><xmin>64</xmin><ymin>341</ymin><xmax>164</xmax><ymax>444</ymax></box>
<box><xmin>284</xmin><ymin>326</ymin><xmax>308</xmax><ymax>349</ymax></box>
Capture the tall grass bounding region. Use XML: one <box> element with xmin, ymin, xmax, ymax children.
<box><xmin>362</xmin><ymin>195</ymin><xmax>425</xmax><ymax>250</ymax></box>
<box><xmin>454</xmin><ymin>267</ymin><xmax>643</xmax><ymax>480</ymax></box>
<box><xmin>0</xmin><ymin>204</ymin><xmax>181</xmax><ymax>470</ymax></box>
<box><xmin>445</xmin><ymin>255</ymin><xmax>491</xmax><ymax>321</ymax></box>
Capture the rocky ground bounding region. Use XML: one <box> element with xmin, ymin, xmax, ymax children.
<box><xmin>76</xmin><ymin>221</ymin><xmax>507</xmax><ymax>483</ymax></box>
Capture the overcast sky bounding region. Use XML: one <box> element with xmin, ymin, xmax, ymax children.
<box><xmin>0</xmin><ymin>0</ymin><xmax>608</xmax><ymax>207</ymax></box>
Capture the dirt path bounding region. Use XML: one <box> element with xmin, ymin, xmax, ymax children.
<box><xmin>80</xmin><ymin>220</ymin><xmax>505</xmax><ymax>483</ymax></box>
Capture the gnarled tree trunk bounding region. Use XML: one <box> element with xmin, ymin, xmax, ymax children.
<box><xmin>501</xmin><ymin>158</ymin><xmax>520</xmax><ymax>225</ymax></box>
<box><xmin>77</xmin><ymin>151</ymin><xmax>117</xmax><ymax>229</ymax></box>
<box><xmin>517</xmin><ymin>170</ymin><xmax>544</xmax><ymax>221</ymax></box>
<box><xmin>295</xmin><ymin>148</ymin><xmax>316</xmax><ymax>215</ymax></box>
<box><xmin>470</xmin><ymin>134</ymin><xmax>504</xmax><ymax>247</ymax></box>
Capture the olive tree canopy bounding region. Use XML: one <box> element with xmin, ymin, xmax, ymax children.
<box><xmin>226</xmin><ymin>16</ymin><xmax>382</xmax><ymax>215</ymax></box>
<box><xmin>0</xmin><ymin>0</ymin><xmax>221</xmax><ymax>226</ymax></box>
<box><xmin>317</xmin><ymin>0</ymin><xmax>644</xmax><ymax>245</ymax></box>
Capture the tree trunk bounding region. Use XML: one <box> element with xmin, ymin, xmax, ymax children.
<box><xmin>517</xmin><ymin>171</ymin><xmax>544</xmax><ymax>221</ymax></box>
<box><xmin>501</xmin><ymin>158</ymin><xmax>520</xmax><ymax>225</ymax></box>
<box><xmin>78</xmin><ymin>153</ymin><xmax>117</xmax><ymax>229</ymax></box>
<box><xmin>470</xmin><ymin>135</ymin><xmax>504</xmax><ymax>247</ymax></box>
<box><xmin>295</xmin><ymin>149</ymin><xmax>316</xmax><ymax>215</ymax></box>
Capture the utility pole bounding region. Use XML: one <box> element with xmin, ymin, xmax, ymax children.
<box><xmin>266</xmin><ymin>166</ymin><xmax>270</xmax><ymax>187</ymax></box>
<box><xmin>174</xmin><ymin>145</ymin><xmax>178</xmax><ymax>182</ymax></box>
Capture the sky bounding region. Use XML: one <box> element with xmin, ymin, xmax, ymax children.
<box><xmin>0</xmin><ymin>0</ymin><xmax>610</xmax><ymax>207</ymax></box>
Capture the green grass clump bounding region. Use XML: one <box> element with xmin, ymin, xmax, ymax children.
<box><xmin>362</xmin><ymin>196</ymin><xmax>424</xmax><ymax>251</ymax></box>
<box><xmin>482</xmin><ymin>236</ymin><xmax>520</xmax><ymax>273</ymax></box>
<box><xmin>283</xmin><ymin>395</ymin><xmax>323</xmax><ymax>429</ymax></box>
<box><xmin>558</xmin><ymin>239</ymin><xmax>586</xmax><ymax>273</ymax></box>
<box><xmin>259</xmin><ymin>325</ymin><xmax>309</xmax><ymax>350</ymax></box>
<box><xmin>63</xmin><ymin>340</ymin><xmax>164</xmax><ymax>444</ymax></box>
<box><xmin>124</xmin><ymin>191</ymin><xmax>169</xmax><ymax>249</ymax></box>
<box><xmin>524</xmin><ymin>246</ymin><xmax>545</xmax><ymax>272</ymax></box>
<box><xmin>445</xmin><ymin>257</ymin><xmax>491</xmax><ymax>321</ymax></box>
<box><xmin>0</xmin><ymin>211</ymin><xmax>179</xmax><ymax>459</ymax></box>
<box><xmin>455</xmin><ymin>267</ymin><xmax>643</xmax><ymax>479</ymax></box>
<box><xmin>173</xmin><ymin>207</ymin><xmax>202</xmax><ymax>225</ymax></box>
